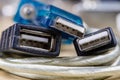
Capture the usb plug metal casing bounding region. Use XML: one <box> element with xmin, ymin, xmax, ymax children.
<box><xmin>74</xmin><ymin>27</ymin><xmax>117</xmax><ymax>56</ymax></box>
<box><xmin>0</xmin><ymin>24</ymin><xmax>62</xmax><ymax>57</ymax></box>
<box><xmin>14</xmin><ymin>0</ymin><xmax>85</xmax><ymax>44</ymax></box>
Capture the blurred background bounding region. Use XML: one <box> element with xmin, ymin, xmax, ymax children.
<box><xmin>0</xmin><ymin>0</ymin><xmax>120</xmax><ymax>79</ymax></box>
<box><xmin>0</xmin><ymin>0</ymin><xmax>120</xmax><ymax>56</ymax></box>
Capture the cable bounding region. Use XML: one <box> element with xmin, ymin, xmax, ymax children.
<box><xmin>5</xmin><ymin>45</ymin><xmax>120</xmax><ymax>66</ymax></box>
<box><xmin>0</xmin><ymin>28</ymin><xmax>120</xmax><ymax>80</ymax></box>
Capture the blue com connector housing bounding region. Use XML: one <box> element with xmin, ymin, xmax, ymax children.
<box><xmin>14</xmin><ymin>0</ymin><xmax>85</xmax><ymax>44</ymax></box>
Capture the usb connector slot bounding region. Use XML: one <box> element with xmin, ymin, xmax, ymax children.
<box><xmin>0</xmin><ymin>24</ymin><xmax>61</xmax><ymax>57</ymax></box>
<box><xmin>20</xmin><ymin>29</ymin><xmax>53</xmax><ymax>51</ymax></box>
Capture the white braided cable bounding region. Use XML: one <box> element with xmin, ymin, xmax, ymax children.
<box><xmin>6</xmin><ymin>45</ymin><xmax>120</xmax><ymax>66</ymax></box>
<box><xmin>0</xmin><ymin>27</ymin><xmax>120</xmax><ymax>80</ymax></box>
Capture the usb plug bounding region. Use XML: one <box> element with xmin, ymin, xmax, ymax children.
<box><xmin>74</xmin><ymin>27</ymin><xmax>117</xmax><ymax>56</ymax></box>
<box><xmin>14</xmin><ymin>0</ymin><xmax>85</xmax><ymax>41</ymax></box>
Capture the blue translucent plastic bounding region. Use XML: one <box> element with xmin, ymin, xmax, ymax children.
<box><xmin>14</xmin><ymin>0</ymin><xmax>84</xmax><ymax>44</ymax></box>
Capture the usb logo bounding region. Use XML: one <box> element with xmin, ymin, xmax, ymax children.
<box><xmin>0</xmin><ymin>24</ymin><xmax>62</xmax><ymax>57</ymax></box>
<box><xmin>74</xmin><ymin>27</ymin><xmax>117</xmax><ymax>56</ymax></box>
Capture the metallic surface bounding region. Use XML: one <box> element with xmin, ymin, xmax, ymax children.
<box><xmin>20</xmin><ymin>4</ymin><xmax>36</xmax><ymax>20</ymax></box>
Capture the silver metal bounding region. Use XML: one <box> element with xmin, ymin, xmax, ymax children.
<box><xmin>20</xmin><ymin>4</ymin><xmax>36</xmax><ymax>20</ymax></box>
<box><xmin>77</xmin><ymin>30</ymin><xmax>111</xmax><ymax>51</ymax></box>
<box><xmin>53</xmin><ymin>17</ymin><xmax>85</xmax><ymax>38</ymax></box>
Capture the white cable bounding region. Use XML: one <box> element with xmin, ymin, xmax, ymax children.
<box><xmin>6</xmin><ymin>45</ymin><xmax>120</xmax><ymax>66</ymax></box>
<box><xmin>0</xmin><ymin>28</ymin><xmax>120</xmax><ymax>80</ymax></box>
<box><xmin>1</xmin><ymin>58</ymin><xmax>120</xmax><ymax>80</ymax></box>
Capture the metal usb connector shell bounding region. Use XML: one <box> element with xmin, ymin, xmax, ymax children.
<box><xmin>74</xmin><ymin>27</ymin><xmax>117</xmax><ymax>56</ymax></box>
<box><xmin>0</xmin><ymin>24</ymin><xmax>62</xmax><ymax>57</ymax></box>
<box><xmin>51</xmin><ymin>17</ymin><xmax>85</xmax><ymax>38</ymax></box>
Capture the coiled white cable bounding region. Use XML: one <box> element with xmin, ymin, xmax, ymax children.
<box><xmin>5</xmin><ymin>45</ymin><xmax>120</xmax><ymax>67</ymax></box>
<box><xmin>0</xmin><ymin>28</ymin><xmax>120</xmax><ymax>80</ymax></box>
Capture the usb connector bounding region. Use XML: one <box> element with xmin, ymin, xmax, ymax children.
<box><xmin>20</xmin><ymin>29</ymin><xmax>54</xmax><ymax>52</ymax></box>
<box><xmin>74</xmin><ymin>27</ymin><xmax>117</xmax><ymax>56</ymax></box>
<box><xmin>78</xmin><ymin>31</ymin><xmax>110</xmax><ymax>51</ymax></box>
<box><xmin>52</xmin><ymin>17</ymin><xmax>85</xmax><ymax>38</ymax></box>
<box><xmin>14</xmin><ymin>0</ymin><xmax>85</xmax><ymax>43</ymax></box>
<box><xmin>0</xmin><ymin>24</ymin><xmax>61</xmax><ymax>57</ymax></box>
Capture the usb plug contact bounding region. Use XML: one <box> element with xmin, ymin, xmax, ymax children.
<box><xmin>74</xmin><ymin>27</ymin><xmax>117</xmax><ymax>56</ymax></box>
<box><xmin>52</xmin><ymin>17</ymin><xmax>85</xmax><ymax>38</ymax></box>
<box><xmin>0</xmin><ymin>24</ymin><xmax>62</xmax><ymax>57</ymax></box>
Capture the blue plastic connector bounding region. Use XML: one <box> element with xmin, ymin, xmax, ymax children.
<box><xmin>14</xmin><ymin>0</ymin><xmax>85</xmax><ymax>44</ymax></box>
